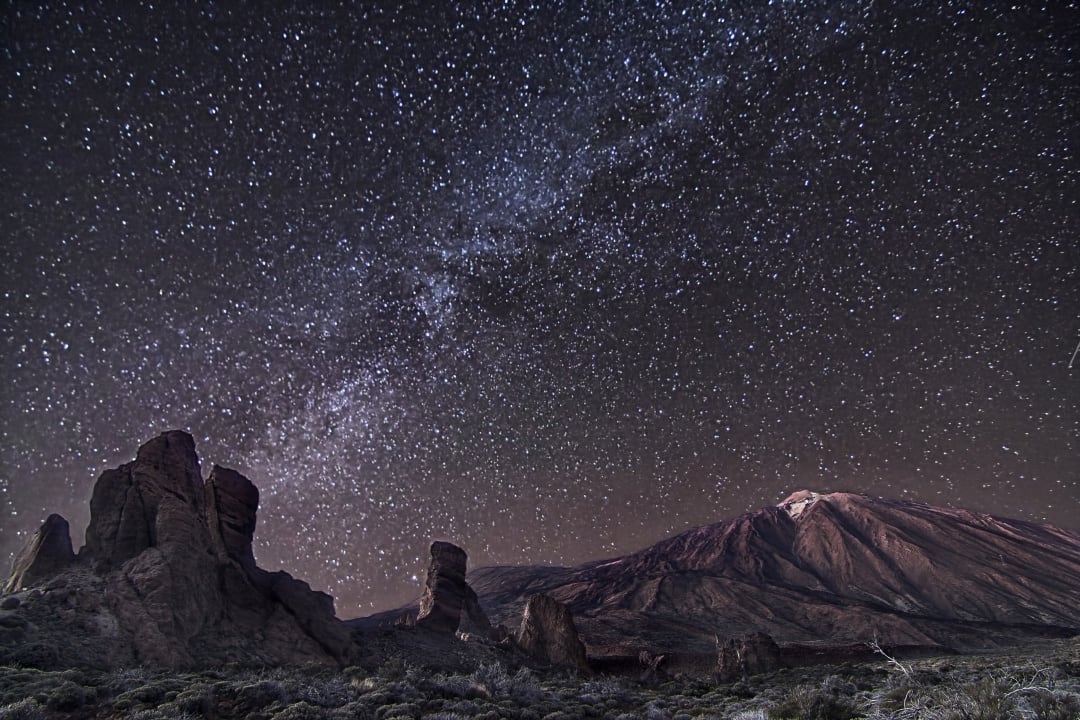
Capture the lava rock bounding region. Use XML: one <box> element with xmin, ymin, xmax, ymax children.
<box><xmin>6</xmin><ymin>431</ymin><xmax>356</xmax><ymax>669</ymax></box>
<box><xmin>5</xmin><ymin>514</ymin><xmax>76</xmax><ymax>593</ymax></box>
<box><xmin>82</xmin><ymin>430</ymin><xmax>205</xmax><ymax>570</ymax></box>
<box><xmin>205</xmin><ymin>464</ymin><xmax>259</xmax><ymax>570</ymax></box>
<box><xmin>516</xmin><ymin>593</ymin><xmax>589</xmax><ymax>672</ymax></box>
<box><xmin>715</xmin><ymin>632</ymin><xmax>782</xmax><ymax>681</ymax></box>
<box><xmin>459</xmin><ymin>587</ymin><xmax>494</xmax><ymax>638</ymax></box>
<box><xmin>417</xmin><ymin>541</ymin><xmax>470</xmax><ymax>633</ymax></box>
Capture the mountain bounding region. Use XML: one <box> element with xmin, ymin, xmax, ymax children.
<box><xmin>470</xmin><ymin>491</ymin><xmax>1080</xmax><ymax>668</ymax></box>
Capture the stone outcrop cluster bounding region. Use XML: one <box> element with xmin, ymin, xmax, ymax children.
<box><xmin>412</xmin><ymin>542</ymin><xmax>589</xmax><ymax>671</ymax></box>
<box><xmin>416</xmin><ymin>541</ymin><xmax>492</xmax><ymax>637</ymax></box>
<box><xmin>2</xmin><ymin>431</ymin><xmax>353</xmax><ymax>668</ymax></box>
<box><xmin>715</xmin><ymin>632</ymin><xmax>783</xmax><ymax>680</ymax></box>
<box><xmin>516</xmin><ymin>593</ymin><xmax>590</xmax><ymax>673</ymax></box>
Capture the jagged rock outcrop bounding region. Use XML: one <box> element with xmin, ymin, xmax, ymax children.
<box><xmin>416</xmin><ymin>541</ymin><xmax>493</xmax><ymax>638</ymax></box>
<box><xmin>1</xmin><ymin>431</ymin><xmax>355</xmax><ymax>669</ymax></box>
<box><xmin>516</xmin><ymin>593</ymin><xmax>589</xmax><ymax>672</ymax></box>
<box><xmin>715</xmin><ymin>632</ymin><xmax>782</xmax><ymax>681</ymax></box>
<box><xmin>205</xmin><ymin>464</ymin><xmax>259</xmax><ymax>570</ymax></box>
<box><xmin>4</xmin><ymin>514</ymin><xmax>75</xmax><ymax>593</ymax></box>
<box><xmin>83</xmin><ymin>430</ymin><xmax>204</xmax><ymax>570</ymax></box>
<box><xmin>417</xmin><ymin>541</ymin><xmax>468</xmax><ymax>633</ymax></box>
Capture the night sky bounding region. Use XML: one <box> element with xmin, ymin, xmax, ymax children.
<box><xmin>2</xmin><ymin>1</ymin><xmax>1077</xmax><ymax>615</ymax></box>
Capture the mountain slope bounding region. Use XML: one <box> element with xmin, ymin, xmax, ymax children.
<box><xmin>470</xmin><ymin>491</ymin><xmax>1080</xmax><ymax>660</ymax></box>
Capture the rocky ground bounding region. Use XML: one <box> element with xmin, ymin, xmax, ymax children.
<box><xmin>1</xmin><ymin>637</ymin><xmax>1077</xmax><ymax>720</ymax></box>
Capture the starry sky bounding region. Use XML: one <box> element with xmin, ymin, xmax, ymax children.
<box><xmin>1</xmin><ymin>1</ymin><xmax>1077</xmax><ymax>615</ymax></box>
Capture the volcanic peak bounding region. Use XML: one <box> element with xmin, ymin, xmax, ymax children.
<box><xmin>778</xmin><ymin>489</ymin><xmax>823</xmax><ymax>519</ymax></box>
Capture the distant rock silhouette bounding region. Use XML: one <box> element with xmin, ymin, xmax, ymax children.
<box><xmin>1</xmin><ymin>431</ymin><xmax>354</xmax><ymax>669</ymax></box>
<box><xmin>4</xmin><ymin>514</ymin><xmax>75</xmax><ymax>593</ymax></box>
<box><xmin>473</xmin><ymin>490</ymin><xmax>1080</xmax><ymax>666</ymax></box>
<box><xmin>715</xmin><ymin>632</ymin><xmax>782</xmax><ymax>680</ymax></box>
<box><xmin>516</xmin><ymin>593</ymin><xmax>589</xmax><ymax>672</ymax></box>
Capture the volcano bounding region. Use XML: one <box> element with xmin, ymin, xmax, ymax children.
<box><xmin>470</xmin><ymin>491</ymin><xmax>1080</xmax><ymax>668</ymax></box>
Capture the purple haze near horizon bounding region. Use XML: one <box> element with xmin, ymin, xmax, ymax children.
<box><xmin>1</xmin><ymin>1</ymin><xmax>1076</xmax><ymax>615</ymax></box>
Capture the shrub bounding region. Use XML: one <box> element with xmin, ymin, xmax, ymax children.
<box><xmin>0</xmin><ymin>697</ymin><xmax>46</xmax><ymax>720</ymax></box>
<box><xmin>1025</xmin><ymin>688</ymin><xmax>1080</xmax><ymax>720</ymax></box>
<box><xmin>767</xmin><ymin>681</ymin><xmax>858</xmax><ymax>720</ymax></box>
<box><xmin>123</xmin><ymin>711</ymin><xmax>199</xmax><ymax>720</ymax></box>
<box><xmin>270</xmin><ymin>701</ymin><xmax>333</xmax><ymax>720</ymax></box>
<box><xmin>173</xmin><ymin>684</ymin><xmax>213</xmax><ymax>716</ymax></box>
<box><xmin>375</xmin><ymin>702</ymin><xmax>422</xmax><ymax>719</ymax></box>
<box><xmin>542</xmin><ymin>711</ymin><xmax>576</xmax><ymax>720</ymax></box>
<box><xmin>378</xmin><ymin>655</ymin><xmax>413</xmax><ymax>681</ymax></box>
<box><xmin>581</xmin><ymin>676</ymin><xmax>632</xmax><ymax>703</ymax></box>
<box><xmin>352</xmin><ymin>676</ymin><xmax>381</xmax><ymax>693</ymax></box>
<box><xmin>298</xmin><ymin>678</ymin><xmax>349</xmax><ymax>708</ymax></box>
<box><xmin>44</xmin><ymin>679</ymin><xmax>92</xmax><ymax>711</ymax></box>
<box><xmin>417</xmin><ymin>672</ymin><xmax>481</xmax><ymax>700</ymax></box>
<box><xmin>236</xmin><ymin>680</ymin><xmax>289</xmax><ymax>710</ymax></box>
<box><xmin>934</xmin><ymin>676</ymin><xmax>1017</xmax><ymax>720</ymax></box>
<box><xmin>4</xmin><ymin>644</ymin><xmax>60</xmax><ymax>670</ymax></box>
<box><xmin>467</xmin><ymin>663</ymin><xmax>541</xmax><ymax>703</ymax></box>
<box><xmin>104</xmin><ymin>667</ymin><xmax>154</xmax><ymax>694</ymax></box>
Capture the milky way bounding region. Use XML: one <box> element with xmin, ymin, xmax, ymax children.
<box><xmin>2</xmin><ymin>1</ymin><xmax>1076</xmax><ymax>614</ymax></box>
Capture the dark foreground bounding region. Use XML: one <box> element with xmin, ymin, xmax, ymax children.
<box><xmin>1</xmin><ymin>638</ymin><xmax>1077</xmax><ymax>720</ymax></box>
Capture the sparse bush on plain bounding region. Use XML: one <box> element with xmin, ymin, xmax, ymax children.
<box><xmin>44</xmin><ymin>679</ymin><xmax>92</xmax><ymax>711</ymax></box>
<box><xmin>0</xmin><ymin>639</ymin><xmax>1076</xmax><ymax>720</ymax></box>
<box><xmin>375</xmin><ymin>701</ymin><xmax>422</xmax><ymax>719</ymax></box>
<box><xmin>767</xmin><ymin>677</ymin><xmax>859</xmax><ymax>720</ymax></box>
<box><xmin>1025</xmin><ymin>687</ymin><xmax>1080</xmax><ymax>720</ymax></box>
<box><xmin>0</xmin><ymin>697</ymin><xmax>46</xmax><ymax>720</ymax></box>
<box><xmin>235</xmin><ymin>679</ymin><xmax>289</xmax><ymax>710</ymax></box>
<box><xmin>731</xmin><ymin>711</ymin><xmax>769</xmax><ymax>720</ymax></box>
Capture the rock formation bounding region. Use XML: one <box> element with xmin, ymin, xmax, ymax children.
<box><xmin>459</xmin><ymin>590</ymin><xmax>494</xmax><ymax>638</ymax></box>
<box><xmin>416</xmin><ymin>541</ymin><xmax>492</xmax><ymax>638</ymax></box>
<box><xmin>417</xmin><ymin>541</ymin><xmax>469</xmax><ymax>632</ymax></box>
<box><xmin>4</xmin><ymin>514</ymin><xmax>75</xmax><ymax>593</ymax></box>
<box><xmin>715</xmin><ymin>632</ymin><xmax>782</xmax><ymax>681</ymax></box>
<box><xmin>516</xmin><ymin>593</ymin><xmax>589</xmax><ymax>672</ymax></box>
<box><xmin>1</xmin><ymin>431</ymin><xmax>354</xmax><ymax>669</ymax></box>
<box><xmin>205</xmin><ymin>464</ymin><xmax>259</xmax><ymax>570</ymax></box>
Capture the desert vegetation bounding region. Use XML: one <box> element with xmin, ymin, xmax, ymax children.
<box><xmin>0</xmin><ymin>640</ymin><xmax>1076</xmax><ymax>720</ymax></box>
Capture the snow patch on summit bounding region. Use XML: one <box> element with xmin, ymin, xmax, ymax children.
<box><xmin>779</xmin><ymin>490</ymin><xmax>821</xmax><ymax>519</ymax></box>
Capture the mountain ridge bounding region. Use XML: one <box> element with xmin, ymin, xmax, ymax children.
<box><xmin>469</xmin><ymin>490</ymin><xmax>1080</xmax><ymax>665</ymax></box>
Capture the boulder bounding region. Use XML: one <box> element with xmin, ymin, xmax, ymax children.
<box><xmin>516</xmin><ymin>593</ymin><xmax>589</xmax><ymax>672</ymax></box>
<box><xmin>4</xmin><ymin>514</ymin><xmax>76</xmax><ymax>592</ymax></box>
<box><xmin>715</xmin><ymin>632</ymin><xmax>782</xmax><ymax>680</ymax></box>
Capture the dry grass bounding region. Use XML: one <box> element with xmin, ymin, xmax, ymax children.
<box><xmin>0</xmin><ymin>639</ymin><xmax>1075</xmax><ymax>719</ymax></box>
